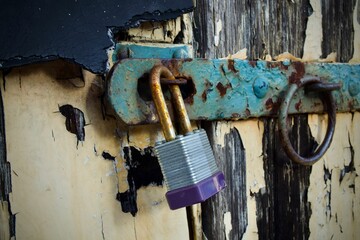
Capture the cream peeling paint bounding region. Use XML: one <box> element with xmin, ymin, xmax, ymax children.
<box><xmin>223</xmin><ymin>211</ymin><xmax>232</xmax><ymax>240</ymax></box>
<box><xmin>350</xmin><ymin>0</ymin><xmax>360</xmax><ymax>63</ymax></box>
<box><xmin>0</xmin><ymin>201</ymin><xmax>10</xmax><ymax>240</ymax></box>
<box><xmin>1</xmin><ymin>62</ymin><xmax>189</xmax><ymax>240</ymax></box>
<box><xmin>213</xmin><ymin>120</ymin><xmax>264</xmax><ymax>240</ymax></box>
<box><xmin>214</xmin><ymin>19</ymin><xmax>223</xmax><ymax>47</ymax></box>
<box><xmin>308</xmin><ymin>113</ymin><xmax>360</xmax><ymax>240</ymax></box>
<box><xmin>235</xmin><ymin>120</ymin><xmax>264</xmax><ymax>240</ymax></box>
<box><xmin>302</xmin><ymin>0</ymin><xmax>322</xmax><ymax>61</ymax></box>
<box><xmin>126</xmin><ymin>14</ymin><xmax>193</xmax><ymax>44</ymax></box>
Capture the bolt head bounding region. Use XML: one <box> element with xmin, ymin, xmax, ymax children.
<box><xmin>253</xmin><ymin>77</ymin><xmax>269</xmax><ymax>98</ymax></box>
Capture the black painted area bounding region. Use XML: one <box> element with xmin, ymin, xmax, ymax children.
<box><xmin>256</xmin><ymin>116</ymin><xmax>315</xmax><ymax>240</ymax></box>
<box><xmin>118</xmin><ymin>146</ymin><xmax>163</xmax><ymax>216</ymax></box>
<box><xmin>321</xmin><ymin>0</ymin><xmax>356</xmax><ymax>62</ymax></box>
<box><xmin>0</xmin><ymin>81</ymin><xmax>15</xmax><ymax>237</ymax></box>
<box><xmin>102</xmin><ymin>151</ymin><xmax>115</xmax><ymax>161</ymax></box>
<box><xmin>201</xmin><ymin>124</ymin><xmax>247</xmax><ymax>240</ymax></box>
<box><xmin>58</xmin><ymin>104</ymin><xmax>86</xmax><ymax>146</ymax></box>
<box><xmin>0</xmin><ymin>0</ymin><xmax>194</xmax><ymax>73</ymax></box>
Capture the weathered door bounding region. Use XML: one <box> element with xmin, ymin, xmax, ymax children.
<box><xmin>194</xmin><ymin>1</ymin><xmax>360</xmax><ymax>239</ymax></box>
<box><xmin>1</xmin><ymin>1</ymin><xmax>359</xmax><ymax>240</ymax></box>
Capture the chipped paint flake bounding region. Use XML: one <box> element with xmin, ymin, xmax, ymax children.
<box><xmin>302</xmin><ymin>0</ymin><xmax>323</xmax><ymax>61</ymax></box>
<box><xmin>350</xmin><ymin>0</ymin><xmax>360</xmax><ymax>63</ymax></box>
<box><xmin>214</xmin><ymin>19</ymin><xmax>222</xmax><ymax>47</ymax></box>
<box><xmin>308</xmin><ymin>113</ymin><xmax>360</xmax><ymax>239</ymax></box>
<box><xmin>223</xmin><ymin>211</ymin><xmax>232</xmax><ymax>240</ymax></box>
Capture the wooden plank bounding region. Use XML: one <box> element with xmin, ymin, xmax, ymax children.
<box><xmin>193</xmin><ymin>0</ymin><xmax>311</xmax><ymax>59</ymax></box>
<box><xmin>307</xmin><ymin>113</ymin><xmax>360</xmax><ymax>239</ymax></box>
<box><xmin>201</xmin><ymin>122</ymin><xmax>247</xmax><ymax>240</ymax></box>
<box><xmin>256</xmin><ymin>116</ymin><xmax>313</xmax><ymax>239</ymax></box>
<box><xmin>193</xmin><ymin>1</ymin><xmax>313</xmax><ymax>239</ymax></box>
<box><xmin>321</xmin><ymin>0</ymin><xmax>357</xmax><ymax>62</ymax></box>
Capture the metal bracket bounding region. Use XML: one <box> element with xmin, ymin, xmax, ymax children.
<box><xmin>108</xmin><ymin>44</ymin><xmax>360</xmax><ymax>125</ymax></box>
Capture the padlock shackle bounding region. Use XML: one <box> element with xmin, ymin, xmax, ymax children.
<box><xmin>150</xmin><ymin>65</ymin><xmax>192</xmax><ymax>141</ymax></box>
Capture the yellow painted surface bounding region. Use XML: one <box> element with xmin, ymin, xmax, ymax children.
<box><xmin>308</xmin><ymin>113</ymin><xmax>360</xmax><ymax>240</ymax></box>
<box><xmin>0</xmin><ymin>201</ymin><xmax>10</xmax><ymax>240</ymax></box>
<box><xmin>302</xmin><ymin>0</ymin><xmax>322</xmax><ymax>61</ymax></box>
<box><xmin>350</xmin><ymin>0</ymin><xmax>360</xmax><ymax>62</ymax></box>
<box><xmin>1</xmin><ymin>62</ymin><xmax>188</xmax><ymax>240</ymax></box>
<box><xmin>126</xmin><ymin>14</ymin><xmax>192</xmax><ymax>44</ymax></box>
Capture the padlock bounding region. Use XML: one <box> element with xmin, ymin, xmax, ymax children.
<box><xmin>150</xmin><ymin>65</ymin><xmax>226</xmax><ymax>210</ymax></box>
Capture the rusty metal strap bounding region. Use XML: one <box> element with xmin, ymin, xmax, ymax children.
<box><xmin>108</xmin><ymin>59</ymin><xmax>360</xmax><ymax>125</ymax></box>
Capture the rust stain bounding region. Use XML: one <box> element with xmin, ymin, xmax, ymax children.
<box><xmin>265</xmin><ymin>98</ymin><xmax>274</xmax><ymax>110</ymax></box>
<box><xmin>266</xmin><ymin>61</ymin><xmax>289</xmax><ymax>70</ymax></box>
<box><xmin>227</xmin><ymin>59</ymin><xmax>238</xmax><ymax>73</ymax></box>
<box><xmin>266</xmin><ymin>62</ymin><xmax>280</xmax><ymax>68</ymax></box>
<box><xmin>202</xmin><ymin>91</ymin><xmax>207</xmax><ymax>102</ymax></box>
<box><xmin>245</xmin><ymin>108</ymin><xmax>251</xmax><ymax>117</ymax></box>
<box><xmin>289</xmin><ymin>61</ymin><xmax>305</xmax><ymax>85</ymax></box>
<box><xmin>216</xmin><ymin>82</ymin><xmax>232</xmax><ymax>97</ymax></box>
<box><xmin>265</xmin><ymin>98</ymin><xmax>281</xmax><ymax>114</ymax></box>
<box><xmin>161</xmin><ymin>59</ymin><xmax>181</xmax><ymax>77</ymax></box>
<box><xmin>202</xmin><ymin>79</ymin><xmax>213</xmax><ymax>102</ymax></box>
<box><xmin>231</xmin><ymin>113</ymin><xmax>240</xmax><ymax>118</ymax></box>
<box><xmin>348</xmin><ymin>99</ymin><xmax>355</xmax><ymax>110</ymax></box>
<box><xmin>249</xmin><ymin>61</ymin><xmax>257</xmax><ymax>68</ymax></box>
<box><xmin>295</xmin><ymin>99</ymin><xmax>302</xmax><ymax>111</ymax></box>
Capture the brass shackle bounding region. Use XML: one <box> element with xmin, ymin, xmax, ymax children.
<box><xmin>150</xmin><ymin>65</ymin><xmax>192</xmax><ymax>141</ymax></box>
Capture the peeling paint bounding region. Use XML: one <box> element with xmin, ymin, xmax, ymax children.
<box><xmin>350</xmin><ymin>0</ymin><xmax>360</xmax><ymax>63</ymax></box>
<box><xmin>118</xmin><ymin>146</ymin><xmax>163</xmax><ymax>216</ymax></box>
<box><xmin>58</xmin><ymin>104</ymin><xmax>86</xmax><ymax>147</ymax></box>
<box><xmin>302</xmin><ymin>0</ymin><xmax>322</xmax><ymax>61</ymax></box>
<box><xmin>214</xmin><ymin>19</ymin><xmax>222</xmax><ymax>47</ymax></box>
<box><xmin>308</xmin><ymin>113</ymin><xmax>360</xmax><ymax>239</ymax></box>
<box><xmin>223</xmin><ymin>211</ymin><xmax>232</xmax><ymax>240</ymax></box>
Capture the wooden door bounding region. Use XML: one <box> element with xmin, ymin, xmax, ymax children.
<box><xmin>1</xmin><ymin>1</ymin><xmax>360</xmax><ymax>240</ymax></box>
<box><xmin>194</xmin><ymin>1</ymin><xmax>360</xmax><ymax>240</ymax></box>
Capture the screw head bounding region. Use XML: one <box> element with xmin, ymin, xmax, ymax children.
<box><xmin>253</xmin><ymin>77</ymin><xmax>269</xmax><ymax>98</ymax></box>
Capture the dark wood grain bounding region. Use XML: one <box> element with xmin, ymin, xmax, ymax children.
<box><xmin>256</xmin><ymin>116</ymin><xmax>314</xmax><ymax>240</ymax></box>
<box><xmin>321</xmin><ymin>0</ymin><xmax>357</xmax><ymax>62</ymax></box>
<box><xmin>202</xmin><ymin>123</ymin><xmax>247</xmax><ymax>240</ymax></box>
<box><xmin>193</xmin><ymin>0</ymin><xmax>312</xmax><ymax>59</ymax></box>
<box><xmin>193</xmin><ymin>1</ymin><xmax>316</xmax><ymax>239</ymax></box>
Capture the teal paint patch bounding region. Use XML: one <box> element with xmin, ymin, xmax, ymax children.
<box><xmin>108</xmin><ymin>59</ymin><xmax>360</xmax><ymax>125</ymax></box>
<box><xmin>112</xmin><ymin>43</ymin><xmax>193</xmax><ymax>63</ymax></box>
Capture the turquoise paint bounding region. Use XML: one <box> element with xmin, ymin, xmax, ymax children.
<box><xmin>112</xmin><ymin>43</ymin><xmax>193</xmax><ymax>62</ymax></box>
<box><xmin>108</xmin><ymin>59</ymin><xmax>360</xmax><ymax>125</ymax></box>
<box><xmin>253</xmin><ymin>77</ymin><xmax>269</xmax><ymax>98</ymax></box>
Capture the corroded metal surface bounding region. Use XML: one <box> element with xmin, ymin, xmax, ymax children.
<box><xmin>150</xmin><ymin>65</ymin><xmax>192</xmax><ymax>141</ymax></box>
<box><xmin>278</xmin><ymin>77</ymin><xmax>337</xmax><ymax>165</ymax></box>
<box><xmin>108</xmin><ymin>59</ymin><xmax>360</xmax><ymax>125</ymax></box>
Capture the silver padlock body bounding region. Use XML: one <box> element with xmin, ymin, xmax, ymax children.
<box><xmin>155</xmin><ymin>129</ymin><xmax>219</xmax><ymax>191</ymax></box>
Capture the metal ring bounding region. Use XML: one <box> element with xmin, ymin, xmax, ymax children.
<box><xmin>278</xmin><ymin>77</ymin><xmax>337</xmax><ymax>165</ymax></box>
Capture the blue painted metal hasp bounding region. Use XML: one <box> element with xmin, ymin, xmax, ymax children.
<box><xmin>108</xmin><ymin>58</ymin><xmax>360</xmax><ymax>125</ymax></box>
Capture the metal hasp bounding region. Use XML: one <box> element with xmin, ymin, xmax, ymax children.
<box><xmin>108</xmin><ymin>58</ymin><xmax>360</xmax><ymax>124</ymax></box>
<box><xmin>150</xmin><ymin>65</ymin><xmax>226</xmax><ymax>210</ymax></box>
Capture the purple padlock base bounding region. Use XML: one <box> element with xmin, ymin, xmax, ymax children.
<box><xmin>165</xmin><ymin>171</ymin><xmax>226</xmax><ymax>210</ymax></box>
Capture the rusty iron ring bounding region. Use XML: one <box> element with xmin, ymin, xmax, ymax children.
<box><xmin>278</xmin><ymin>77</ymin><xmax>338</xmax><ymax>165</ymax></box>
